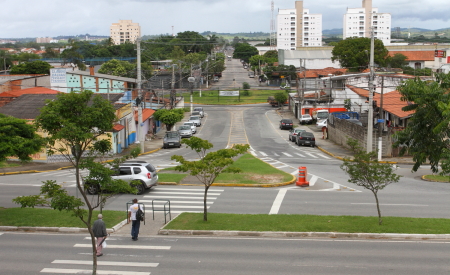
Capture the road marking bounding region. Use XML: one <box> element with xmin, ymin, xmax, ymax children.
<box><xmin>295</xmin><ymin>153</ymin><xmax>306</xmax><ymax>157</ymax></box>
<box><xmin>250</xmin><ymin>151</ymin><xmax>257</xmax><ymax>156</ymax></box>
<box><xmin>306</xmin><ymin>153</ymin><xmax>318</xmax><ymax>158</ymax></box>
<box><xmin>269</xmin><ymin>189</ymin><xmax>287</xmax><ymax>215</ymax></box>
<box><xmin>260</xmin><ymin>151</ymin><xmax>268</xmax><ymax>156</ymax></box>
<box><xmin>155</xmin><ymin>188</ymin><xmax>224</xmax><ymax>191</ymax></box>
<box><xmin>309</xmin><ymin>175</ymin><xmax>318</xmax><ymax>187</ymax></box>
<box><xmin>51</xmin><ymin>260</ymin><xmax>158</xmax><ymax>267</ymax></box>
<box><xmin>141</xmin><ymin>196</ymin><xmax>216</xmax><ymax>200</ymax></box>
<box><xmin>275</xmin><ymin>165</ymin><xmax>289</xmax><ymax>169</ymax></box>
<box><xmin>150</xmin><ymin>201</ymin><xmax>213</xmax><ymax>204</ymax></box>
<box><xmin>74</xmin><ymin>244</ymin><xmax>171</xmax><ymax>250</ymax></box>
<box><xmin>282</xmin><ymin>152</ymin><xmax>293</xmax><ymax>157</ymax></box>
<box><xmin>40</xmin><ymin>268</ymin><xmax>149</xmax><ymax>275</ymax></box>
<box><xmin>351</xmin><ymin>203</ymin><xmax>428</xmax><ymax>206</ymax></box>
<box><xmin>316</xmin><ymin>153</ymin><xmax>331</xmax><ymax>159</ymax></box>
<box><xmin>148</xmin><ymin>191</ymin><xmax>221</xmax><ymax>196</ymax></box>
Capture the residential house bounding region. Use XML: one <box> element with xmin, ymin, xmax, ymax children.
<box><xmin>0</xmin><ymin>87</ymin><xmax>60</xmax><ymax>107</ymax></box>
<box><xmin>388</xmin><ymin>51</ymin><xmax>435</xmax><ymax>69</ymax></box>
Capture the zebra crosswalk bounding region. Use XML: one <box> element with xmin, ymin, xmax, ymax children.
<box><xmin>40</xmin><ymin>238</ymin><xmax>171</xmax><ymax>274</ymax></box>
<box><xmin>250</xmin><ymin>148</ymin><xmax>331</xmax><ymax>160</ymax></box>
<box><xmin>141</xmin><ymin>187</ymin><xmax>224</xmax><ymax>214</ymax></box>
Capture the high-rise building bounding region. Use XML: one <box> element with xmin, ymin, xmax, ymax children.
<box><xmin>343</xmin><ymin>0</ymin><xmax>391</xmax><ymax>45</ymax></box>
<box><xmin>110</xmin><ymin>20</ymin><xmax>141</xmax><ymax>45</ymax></box>
<box><xmin>277</xmin><ymin>1</ymin><xmax>322</xmax><ymax>50</ymax></box>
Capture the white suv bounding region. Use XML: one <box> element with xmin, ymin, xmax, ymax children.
<box><xmin>84</xmin><ymin>161</ymin><xmax>158</xmax><ymax>195</ymax></box>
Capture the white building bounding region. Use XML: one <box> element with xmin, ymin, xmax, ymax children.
<box><xmin>277</xmin><ymin>1</ymin><xmax>322</xmax><ymax>51</ymax></box>
<box><xmin>110</xmin><ymin>20</ymin><xmax>141</xmax><ymax>45</ymax></box>
<box><xmin>343</xmin><ymin>0</ymin><xmax>391</xmax><ymax>45</ymax></box>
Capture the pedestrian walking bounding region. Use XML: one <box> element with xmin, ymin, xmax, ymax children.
<box><xmin>92</xmin><ymin>214</ymin><xmax>107</xmax><ymax>257</ymax></box>
<box><xmin>128</xmin><ymin>198</ymin><xmax>143</xmax><ymax>241</ymax></box>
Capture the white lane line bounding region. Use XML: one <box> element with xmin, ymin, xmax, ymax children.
<box><xmin>149</xmin><ymin>191</ymin><xmax>221</xmax><ymax>196</ymax></box>
<box><xmin>316</xmin><ymin>153</ymin><xmax>331</xmax><ymax>159</ymax></box>
<box><xmin>260</xmin><ymin>152</ymin><xmax>268</xmax><ymax>156</ymax></box>
<box><xmin>155</xmin><ymin>188</ymin><xmax>224</xmax><ymax>192</ymax></box>
<box><xmin>351</xmin><ymin>203</ymin><xmax>429</xmax><ymax>206</ymax></box>
<box><xmin>269</xmin><ymin>189</ymin><xmax>287</xmax><ymax>215</ymax></box>
<box><xmin>306</xmin><ymin>153</ymin><xmax>318</xmax><ymax>158</ymax></box>
<box><xmin>295</xmin><ymin>153</ymin><xmax>306</xmax><ymax>157</ymax></box>
<box><xmin>282</xmin><ymin>152</ymin><xmax>293</xmax><ymax>157</ymax></box>
<box><xmin>171</xmin><ymin>210</ymin><xmax>202</xmax><ymax>214</ymax></box>
<box><xmin>74</xmin><ymin>244</ymin><xmax>171</xmax><ymax>250</ymax></box>
<box><xmin>40</xmin><ymin>268</ymin><xmax>149</xmax><ymax>275</ymax></box>
<box><xmin>250</xmin><ymin>151</ymin><xmax>257</xmax><ymax>156</ymax></box>
<box><xmin>151</xmin><ymin>201</ymin><xmax>213</xmax><ymax>204</ymax></box>
<box><xmin>275</xmin><ymin>165</ymin><xmax>289</xmax><ymax>169</ymax></box>
<box><xmin>140</xmin><ymin>196</ymin><xmax>216</xmax><ymax>200</ymax></box>
<box><xmin>273</xmin><ymin>153</ymin><xmax>280</xmax><ymax>156</ymax></box>
<box><xmin>309</xmin><ymin>175</ymin><xmax>318</xmax><ymax>187</ymax></box>
<box><xmin>51</xmin><ymin>260</ymin><xmax>158</xmax><ymax>267</ymax></box>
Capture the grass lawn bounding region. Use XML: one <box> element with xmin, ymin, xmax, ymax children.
<box><xmin>158</xmin><ymin>173</ymin><xmax>188</xmax><ymax>183</ymax></box>
<box><xmin>215</xmin><ymin>153</ymin><xmax>293</xmax><ymax>184</ymax></box>
<box><xmin>423</xmin><ymin>175</ymin><xmax>450</xmax><ymax>183</ymax></box>
<box><xmin>190</xmin><ymin>89</ymin><xmax>285</xmax><ymax>105</ymax></box>
<box><xmin>0</xmin><ymin>207</ymin><xmax>125</xmax><ymax>228</ymax></box>
<box><xmin>165</xmin><ymin>212</ymin><xmax>450</xmax><ymax>234</ymax></box>
<box><xmin>0</xmin><ymin>161</ymin><xmax>20</xmax><ymax>168</ymax></box>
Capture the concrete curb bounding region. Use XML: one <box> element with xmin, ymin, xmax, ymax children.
<box><xmin>0</xmin><ymin>218</ymin><xmax>129</xmax><ymax>234</ymax></box>
<box><xmin>158</xmin><ymin>229</ymin><xmax>450</xmax><ymax>240</ymax></box>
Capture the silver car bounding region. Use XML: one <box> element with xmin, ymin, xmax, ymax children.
<box><xmin>183</xmin><ymin>121</ymin><xmax>196</xmax><ymax>134</ymax></box>
<box><xmin>189</xmin><ymin>115</ymin><xmax>201</xmax><ymax>127</ymax></box>
<box><xmin>84</xmin><ymin>161</ymin><xmax>158</xmax><ymax>195</ymax></box>
<box><xmin>193</xmin><ymin>107</ymin><xmax>204</xmax><ymax>118</ymax></box>
<box><xmin>178</xmin><ymin>125</ymin><xmax>193</xmax><ymax>138</ymax></box>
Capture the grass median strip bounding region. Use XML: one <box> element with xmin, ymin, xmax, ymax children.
<box><xmin>164</xmin><ymin>213</ymin><xmax>450</xmax><ymax>234</ymax></box>
<box><xmin>0</xmin><ymin>208</ymin><xmax>125</xmax><ymax>228</ymax></box>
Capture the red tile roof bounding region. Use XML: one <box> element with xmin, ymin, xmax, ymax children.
<box><xmin>134</xmin><ymin>108</ymin><xmax>155</xmax><ymax>122</ymax></box>
<box><xmin>347</xmin><ymin>85</ymin><xmax>370</xmax><ymax>98</ymax></box>
<box><xmin>112</xmin><ymin>124</ymin><xmax>124</xmax><ymax>132</ymax></box>
<box><xmin>297</xmin><ymin>67</ymin><xmax>347</xmax><ymax>78</ymax></box>
<box><xmin>1</xmin><ymin>87</ymin><xmax>60</xmax><ymax>97</ymax></box>
<box><xmin>374</xmin><ymin>91</ymin><xmax>414</xmax><ymax>119</ymax></box>
<box><xmin>388</xmin><ymin>51</ymin><xmax>435</xmax><ymax>61</ymax></box>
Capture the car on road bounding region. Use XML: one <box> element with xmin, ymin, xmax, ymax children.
<box><xmin>189</xmin><ymin>116</ymin><xmax>201</xmax><ymax>127</ymax></box>
<box><xmin>299</xmin><ymin>114</ymin><xmax>313</xmax><ymax>125</ymax></box>
<box><xmin>84</xmin><ymin>161</ymin><xmax>158</xmax><ymax>195</ymax></box>
<box><xmin>213</xmin><ymin>76</ymin><xmax>219</xmax><ymax>82</ymax></box>
<box><xmin>288</xmin><ymin>128</ymin><xmax>306</xmax><ymax>142</ymax></box>
<box><xmin>183</xmin><ymin>121</ymin><xmax>196</xmax><ymax>134</ymax></box>
<box><xmin>296</xmin><ymin>131</ymin><xmax>316</xmax><ymax>147</ymax></box>
<box><xmin>191</xmin><ymin>111</ymin><xmax>202</xmax><ymax>120</ymax></box>
<box><xmin>279</xmin><ymin>119</ymin><xmax>293</xmax><ymax>130</ymax></box>
<box><xmin>178</xmin><ymin>125</ymin><xmax>193</xmax><ymax>138</ymax></box>
<box><xmin>193</xmin><ymin>107</ymin><xmax>204</xmax><ymax>118</ymax></box>
<box><xmin>316</xmin><ymin>119</ymin><xmax>327</xmax><ymax>129</ymax></box>
<box><xmin>163</xmin><ymin>131</ymin><xmax>181</xmax><ymax>149</ymax></box>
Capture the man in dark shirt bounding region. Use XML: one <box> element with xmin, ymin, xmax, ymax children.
<box><xmin>92</xmin><ymin>214</ymin><xmax>107</xmax><ymax>257</ymax></box>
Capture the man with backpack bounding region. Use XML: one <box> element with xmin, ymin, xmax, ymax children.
<box><xmin>127</xmin><ymin>198</ymin><xmax>144</xmax><ymax>241</ymax></box>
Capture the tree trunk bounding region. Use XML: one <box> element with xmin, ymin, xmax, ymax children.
<box><xmin>373</xmin><ymin>192</ymin><xmax>383</xmax><ymax>225</ymax></box>
<box><xmin>203</xmin><ymin>185</ymin><xmax>210</xmax><ymax>221</ymax></box>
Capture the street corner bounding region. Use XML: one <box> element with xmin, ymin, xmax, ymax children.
<box><xmin>292</xmin><ymin>174</ymin><xmax>360</xmax><ymax>192</ymax></box>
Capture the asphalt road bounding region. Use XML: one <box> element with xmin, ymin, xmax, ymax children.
<box><xmin>1</xmin><ymin>232</ymin><xmax>449</xmax><ymax>275</ymax></box>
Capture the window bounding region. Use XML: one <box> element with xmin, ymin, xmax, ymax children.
<box><xmin>119</xmin><ymin>167</ymin><xmax>132</xmax><ymax>175</ymax></box>
<box><xmin>133</xmin><ymin>167</ymin><xmax>141</xmax><ymax>174</ymax></box>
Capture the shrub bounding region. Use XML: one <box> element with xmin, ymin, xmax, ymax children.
<box><xmin>242</xmin><ymin>82</ymin><xmax>250</xmax><ymax>90</ymax></box>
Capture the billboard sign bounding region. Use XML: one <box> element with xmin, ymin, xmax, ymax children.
<box><xmin>50</xmin><ymin>68</ymin><xmax>67</xmax><ymax>93</ymax></box>
<box><xmin>219</xmin><ymin>90</ymin><xmax>239</xmax><ymax>96</ymax></box>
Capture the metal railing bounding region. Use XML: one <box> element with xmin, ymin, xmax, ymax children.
<box><xmin>151</xmin><ymin>199</ymin><xmax>171</xmax><ymax>224</ymax></box>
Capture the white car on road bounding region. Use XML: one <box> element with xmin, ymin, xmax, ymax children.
<box><xmin>183</xmin><ymin>122</ymin><xmax>196</xmax><ymax>134</ymax></box>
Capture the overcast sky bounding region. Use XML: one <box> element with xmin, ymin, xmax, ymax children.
<box><xmin>1</xmin><ymin>0</ymin><xmax>449</xmax><ymax>38</ymax></box>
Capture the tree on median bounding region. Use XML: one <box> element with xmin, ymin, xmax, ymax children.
<box><xmin>13</xmin><ymin>90</ymin><xmax>140</xmax><ymax>275</ymax></box>
<box><xmin>0</xmin><ymin>113</ymin><xmax>45</xmax><ymax>162</ymax></box>
<box><xmin>274</xmin><ymin>92</ymin><xmax>287</xmax><ymax>108</ymax></box>
<box><xmin>340</xmin><ymin>138</ymin><xmax>401</xmax><ymax>225</ymax></box>
<box><xmin>171</xmin><ymin>137</ymin><xmax>249</xmax><ymax>221</ymax></box>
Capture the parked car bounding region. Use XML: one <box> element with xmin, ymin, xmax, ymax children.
<box><xmin>193</xmin><ymin>107</ymin><xmax>204</xmax><ymax>118</ymax></box>
<box><xmin>189</xmin><ymin>115</ymin><xmax>201</xmax><ymax>127</ymax></box>
<box><xmin>288</xmin><ymin>128</ymin><xmax>306</xmax><ymax>142</ymax></box>
<box><xmin>213</xmin><ymin>76</ymin><xmax>219</xmax><ymax>82</ymax></box>
<box><xmin>183</xmin><ymin>121</ymin><xmax>196</xmax><ymax>134</ymax></box>
<box><xmin>296</xmin><ymin>131</ymin><xmax>316</xmax><ymax>147</ymax></box>
<box><xmin>191</xmin><ymin>111</ymin><xmax>202</xmax><ymax>120</ymax></box>
<box><xmin>279</xmin><ymin>119</ymin><xmax>293</xmax><ymax>130</ymax></box>
<box><xmin>299</xmin><ymin>114</ymin><xmax>313</xmax><ymax>125</ymax></box>
<box><xmin>178</xmin><ymin>125</ymin><xmax>193</xmax><ymax>138</ymax></box>
<box><xmin>84</xmin><ymin>161</ymin><xmax>158</xmax><ymax>195</ymax></box>
<box><xmin>316</xmin><ymin>119</ymin><xmax>328</xmax><ymax>129</ymax></box>
<box><xmin>163</xmin><ymin>131</ymin><xmax>181</xmax><ymax>149</ymax></box>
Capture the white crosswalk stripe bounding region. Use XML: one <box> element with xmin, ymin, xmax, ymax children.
<box><xmin>74</xmin><ymin>244</ymin><xmax>170</xmax><ymax>250</ymax></box>
<box><xmin>41</xmin><ymin>268</ymin><xmax>150</xmax><ymax>274</ymax></box>
<box><xmin>252</xmin><ymin>150</ymin><xmax>332</xmax><ymax>160</ymax></box>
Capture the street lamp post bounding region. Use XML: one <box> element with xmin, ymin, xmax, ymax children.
<box><xmin>188</xmin><ymin>76</ymin><xmax>195</xmax><ymax>113</ymax></box>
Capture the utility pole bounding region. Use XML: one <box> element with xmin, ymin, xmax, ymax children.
<box><xmin>367</xmin><ymin>27</ymin><xmax>375</xmax><ymax>153</ymax></box>
<box><xmin>378</xmin><ymin>75</ymin><xmax>384</xmax><ymax>160</ymax></box>
<box><xmin>137</xmin><ymin>38</ymin><xmax>144</xmax><ymax>153</ymax></box>
<box><xmin>171</xmin><ymin>64</ymin><xmax>175</xmax><ymax>109</ymax></box>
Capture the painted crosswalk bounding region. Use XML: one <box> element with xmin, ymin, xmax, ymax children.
<box><xmin>251</xmin><ymin>149</ymin><xmax>332</xmax><ymax>160</ymax></box>
<box><xmin>40</xmin><ymin>238</ymin><xmax>170</xmax><ymax>274</ymax></box>
<box><xmin>142</xmin><ymin>187</ymin><xmax>224</xmax><ymax>214</ymax></box>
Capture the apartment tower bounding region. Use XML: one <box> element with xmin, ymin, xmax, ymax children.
<box><xmin>343</xmin><ymin>0</ymin><xmax>391</xmax><ymax>44</ymax></box>
<box><xmin>110</xmin><ymin>20</ymin><xmax>141</xmax><ymax>45</ymax></box>
<box><xmin>277</xmin><ymin>1</ymin><xmax>322</xmax><ymax>50</ymax></box>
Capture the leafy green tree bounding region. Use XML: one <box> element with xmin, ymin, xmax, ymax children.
<box><xmin>171</xmin><ymin>137</ymin><xmax>249</xmax><ymax>221</ymax></box>
<box><xmin>386</xmin><ymin>53</ymin><xmax>408</xmax><ymax>68</ymax></box>
<box><xmin>0</xmin><ymin>50</ymin><xmax>13</xmax><ymax>70</ymax></box>
<box><xmin>61</xmin><ymin>41</ymin><xmax>86</xmax><ymax>70</ymax></box>
<box><xmin>331</xmin><ymin>37</ymin><xmax>388</xmax><ymax>72</ymax></box>
<box><xmin>12</xmin><ymin>52</ymin><xmax>40</xmax><ymax>62</ymax></box>
<box><xmin>42</xmin><ymin>46</ymin><xmax>59</xmax><ymax>59</ymax></box>
<box><xmin>98</xmin><ymin>59</ymin><xmax>135</xmax><ymax>77</ymax></box>
<box><xmin>394</xmin><ymin>73</ymin><xmax>450</xmax><ymax>174</ymax></box>
<box><xmin>402</xmin><ymin>66</ymin><xmax>432</xmax><ymax>76</ymax></box>
<box><xmin>9</xmin><ymin>60</ymin><xmax>52</xmax><ymax>74</ymax></box>
<box><xmin>153</xmin><ymin>108</ymin><xmax>184</xmax><ymax>131</ymax></box>
<box><xmin>233</xmin><ymin>43</ymin><xmax>259</xmax><ymax>63</ymax></box>
<box><xmin>242</xmin><ymin>82</ymin><xmax>250</xmax><ymax>90</ymax></box>
<box><xmin>263</xmin><ymin>50</ymin><xmax>278</xmax><ymax>62</ymax></box>
<box><xmin>340</xmin><ymin>139</ymin><xmax>401</xmax><ymax>225</ymax></box>
<box><xmin>263</xmin><ymin>64</ymin><xmax>297</xmax><ymax>80</ymax></box>
<box><xmin>0</xmin><ymin>114</ymin><xmax>44</xmax><ymax>162</ymax></box>
<box><xmin>274</xmin><ymin>92</ymin><xmax>287</xmax><ymax>107</ymax></box>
